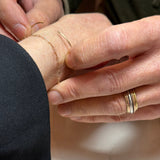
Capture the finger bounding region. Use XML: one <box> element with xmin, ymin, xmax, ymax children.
<box><xmin>66</xmin><ymin>16</ymin><xmax>160</xmax><ymax>70</ymax></box>
<box><xmin>69</xmin><ymin>104</ymin><xmax>160</xmax><ymax>123</ymax></box>
<box><xmin>0</xmin><ymin>0</ymin><xmax>31</xmax><ymax>40</ymax></box>
<box><xmin>26</xmin><ymin>0</ymin><xmax>64</xmax><ymax>33</ymax></box>
<box><xmin>49</xmin><ymin>54</ymin><xmax>160</xmax><ymax>104</ymax></box>
<box><xmin>18</xmin><ymin>0</ymin><xmax>34</xmax><ymax>12</ymax></box>
<box><xmin>57</xmin><ymin>83</ymin><xmax>160</xmax><ymax>117</ymax></box>
<box><xmin>0</xmin><ymin>23</ymin><xmax>16</xmax><ymax>40</ymax></box>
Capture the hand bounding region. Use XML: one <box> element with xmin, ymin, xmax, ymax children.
<box><xmin>0</xmin><ymin>0</ymin><xmax>64</xmax><ymax>41</ymax></box>
<box><xmin>0</xmin><ymin>23</ymin><xmax>16</xmax><ymax>40</ymax></box>
<box><xmin>19</xmin><ymin>13</ymin><xmax>111</xmax><ymax>90</ymax></box>
<box><xmin>48</xmin><ymin>16</ymin><xmax>160</xmax><ymax>123</ymax></box>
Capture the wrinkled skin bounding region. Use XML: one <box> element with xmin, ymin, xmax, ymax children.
<box><xmin>48</xmin><ymin>16</ymin><xmax>160</xmax><ymax>123</ymax></box>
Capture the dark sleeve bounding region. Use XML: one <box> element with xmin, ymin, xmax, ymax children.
<box><xmin>0</xmin><ymin>35</ymin><xmax>50</xmax><ymax>160</ymax></box>
<box><xmin>104</xmin><ymin>0</ymin><xmax>160</xmax><ymax>24</ymax></box>
<box><xmin>67</xmin><ymin>0</ymin><xmax>82</xmax><ymax>13</ymax></box>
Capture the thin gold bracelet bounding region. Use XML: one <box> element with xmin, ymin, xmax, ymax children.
<box><xmin>57</xmin><ymin>30</ymin><xmax>72</xmax><ymax>48</ymax></box>
<box><xmin>31</xmin><ymin>31</ymin><xmax>72</xmax><ymax>84</ymax></box>
<box><xmin>31</xmin><ymin>34</ymin><xmax>59</xmax><ymax>65</ymax></box>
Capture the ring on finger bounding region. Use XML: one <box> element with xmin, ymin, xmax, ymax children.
<box><xmin>124</xmin><ymin>89</ymin><xmax>138</xmax><ymax>114</ymax></box>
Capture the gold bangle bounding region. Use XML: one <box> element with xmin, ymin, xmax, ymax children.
<box><xmin>31</xmin><ymin>31</ymin><xmax>72</xmax><ymax>84</ymax></box>
<box><xmin>31</xmin><ymin>34</ymin><xmax>61</xmax><ymax>83</ymax></box>
<box><xmin>31</xmin><ymin>34</ymin><xmax>59</xmax><ymax>64</ymax></box>
<box><xmin>57</xmin><ymin>30</ymin><xmax>72</xmax><ymax>48</ymax></box>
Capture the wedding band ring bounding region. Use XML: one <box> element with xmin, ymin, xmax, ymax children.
<box><xmin>124</xmin><ymin>89</ymin><xmax>138</xmax><ymax>114</ymax></box>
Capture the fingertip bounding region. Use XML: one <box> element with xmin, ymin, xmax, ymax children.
<box><xmin>11</xmin><ymin>23</ymin><xmax>32</xmax><ymax>41</ymax></box>
<box><xmin>13</xmin><ymin>24</ymin><xmax>31</xmax><ymax>40</ymax></box>
<box><xmin>48</xmin><ymin>90</ymin><xmax>63</xmax><ymax>105</ymax></box>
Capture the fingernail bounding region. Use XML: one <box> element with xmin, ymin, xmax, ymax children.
<box><xmin>13</xmin><ymin>24</ymin><xmax>27</xmax><ymax>40</ymax></box>
<box><xmin>58</xmin><ymin>106</ymin><xmax>71</xmax><ymax>116</ymax></box>
<box><xmin>49</xmin><ymin>91</ymin><xmax>63</xmax><ymax>105</ymax></box>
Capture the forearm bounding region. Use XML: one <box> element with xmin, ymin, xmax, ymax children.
<box><xmin>0</xmin><ymin>35</ymin><xmax>50</xmax><ymax>159</ymax></box>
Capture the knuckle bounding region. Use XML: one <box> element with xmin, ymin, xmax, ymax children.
<box><xmin>150</xmin><ymin>60</ymin><xmax>160</xmax><ymax>79</ymax></box>
<box><xmin>112</xmin><ymin>95</ymin><xmax>125</xmax><ymax>114</ymax></box>
<box><xmin>103</xmin><ymin>26</ymin><xmax>129</xmax><ymax>59</ymax></box>
<box><xmin>80</xmin><ymin>13</ymin><xmax>107</xmax><ymax>24</ymax></box>
<box><xmin>64</xmin><ymin>79</ymin><xmax>80</xmax><ymax>99</ymax></box>
<box><xmin>34</xmin><ymin>9</ymin><xmax>50</xmax><ymax>25</ymax></box>
<box><xmin>75</xmin><ymin>104</ymin><xmax>88</xmax><ymax>115</ymax></box>
<box><xmin>59</xmin><ymin>14</ymin><xmax>77</xmax><ymax>23</ymax></box>
<box><xmin>62</xmin><ymin>13</ymin><xmax>108</xmax><ymax>27</ymax></box>
<box><xmin>102</xmin><ymin>95</ymin><xmax>125</xmax><ymax>115</ymax></box>
<box><xmin>139</xmin><ymin>16</ymin><xmax>160</xmax><ymax>44</ymax></box>
<box><xmin>102</xmin><ymin>70</ymin><xmax>122</xmax><ymax>94</ymax></box>
<box><xmin>68</xmin><ymin>43</ymin><xmax>87</xmax><ymax>68</ymax></box>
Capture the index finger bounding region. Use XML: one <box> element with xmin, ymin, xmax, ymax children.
<box><xmin>0</xmin><ymin>23</ymin><xmax>16</xmax><ymax>40</ymax></box>
<box><xmin>26</xmin><ymin>0</ymin><xmax>64</xmax><ymax>33</ymax></box>
<box><xmin>0</xmin><ymin>0</ymin><xmax>31</xmax><ymax>40</ymax></box>
<box><xmin>66</xmin><ymin>16</ymin><xmax>160</xmax><ymax>70</ymax></box>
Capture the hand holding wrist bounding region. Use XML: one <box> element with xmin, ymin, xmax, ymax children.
<box><xmin>19</xmin><ymin>26</ymin><xmax>69</xmax><ymax>90</ymax></box>
<box><xmin>19</xmin><ymin>13</ymin><xmax>111</xmax><ymax>91</ymax></box>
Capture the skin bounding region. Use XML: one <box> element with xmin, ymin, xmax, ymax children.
<box><xmin>48</xmin><ymin>15</ymin><xmax>160</xmax><ymax>123</ymax></box>
<box><xmin>0</xmin><ymin>0</ymin><xmax>63</xmax><ymax>41</ymax></box>
<box><xmin>18</xmin><ymin>13</ymin><xmax>111</xmax><ymax>91</ymax></box>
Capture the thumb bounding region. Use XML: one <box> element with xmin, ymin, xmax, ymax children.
<box><xmin>26</xmin><ymin>0</ymin><xmax>64</xmax><ymax>33</ymax></box>
<box><xmin>0</xmin><ymin>0</ymin><xmax>31</xmax><ymax>41</ymax></box>
<box><xmin>0</xmin><ymin>23</ymin><xmax>16</xmax><ymax>40</ymax></box>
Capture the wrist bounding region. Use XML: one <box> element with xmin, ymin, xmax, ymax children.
<box><xmin>19</xmin><ymin>27</ymin><xmax>71</xmax><ymax>90</ymax></box>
